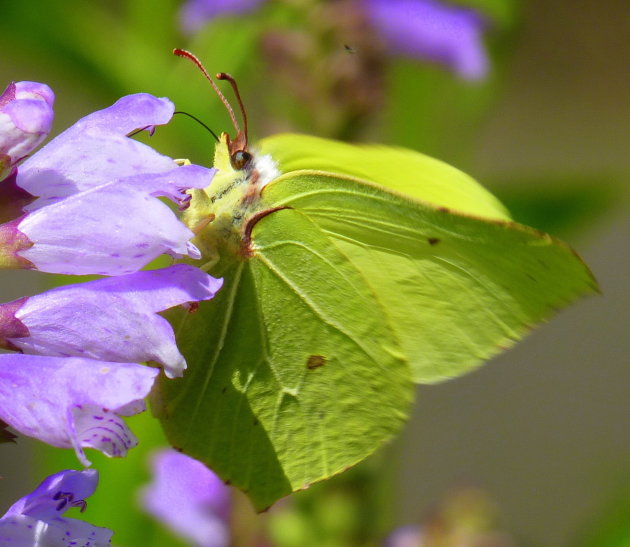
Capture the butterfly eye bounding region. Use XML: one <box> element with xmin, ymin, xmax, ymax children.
<box><xmin>230</xmin><ymin>150</ymin><xmax>252</xmax><ymax>171</ymax></box>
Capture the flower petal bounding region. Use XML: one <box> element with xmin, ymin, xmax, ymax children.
<box><xmin>0</xmin><ymin>355</ymin><xmax>157</xmax><ymax>462</ymax></box>
<box><xmin>16</xmin><ymin>165</ymin><xmax>214</xmax><ymax>275</ymax></box>
<box><xmin>16</xmin><ymin>93</ymin><xmax>179</xmax><ymax>211</ymax></box>
<box><xmin>180</xmin><ymin>0</ymin><xmax>265</xmax><ymax>34</ymax></box>
<box><xmin>363</xmin><ymin>0</ymin><xmax>489</xmax><ymax>80</ymax></box>
<box><xmin>385</xmin><ymin>525</ymin><xmax>425</xmax><ymax>547</ymax></box>
<box><xmin>0</xmin><ymin>515</ymin><xmax>113</xmax><ymax>547</ymax></box>
<box><xmin>5</xmin><ymin>264</ymin><xmax>222</xmax><ymax>377</ymax></box>
<box><xmin>0</xmin><ymin>469</ymin><xmax>112</xmax><ymax>546</ymax></box>
<box><xmin>5</xmin><ymin>469</ymin><xmax>98</xmax><ymax>520</ymax></box>
<box><xmin>69</xmin><ymin>405</ymin><xmax>138</xmax><ymax>465</ymax></box>
<box><xmin>142</xmin><ymin>449</ymin><xmax>230</xmax><ymax>547</ymax></box>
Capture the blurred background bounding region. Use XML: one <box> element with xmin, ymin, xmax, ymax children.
<box><xmin>0</xmin><ymin>0</ymin><xmax>628</xmax><ymax>545</ymax></box>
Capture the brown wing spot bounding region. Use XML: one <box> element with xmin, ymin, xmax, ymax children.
<box><xmin>427</xmin><ymin>237</ymin><xmax>441</xmax><ymax>246</ymax></box>
<box><xmin>306</xmin><ymin>355</ymin><xmax>326</xmax><ymax>369</ymax></box>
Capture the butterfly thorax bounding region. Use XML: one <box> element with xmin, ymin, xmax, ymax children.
<box><xmin>182</xmin><ymin>133</ymin><xmax>280</xmax><ymax>270</ymax></box>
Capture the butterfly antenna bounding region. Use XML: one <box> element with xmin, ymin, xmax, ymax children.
<box><xmin>173</xmin><ymin>48</ymin><xmax>241</xmax><ymax>136</ymax></box>
<box><xmin>216</xmin><ymin>72</ymin><xmax>248</xmax><ymax>149</ymax></box>
<box><xmin>173</xmin><ymin>111</ymin><xmax>220</xmax><ymax>142</ymax></box>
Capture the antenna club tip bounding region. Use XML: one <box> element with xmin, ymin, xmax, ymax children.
<box><xmin>173</xmin><ymin>48</ymin><xmax>194</xmax><ymax>59</ymax></box>
<box><xmin>216</xmin><ymin>72</ymin><xmax>236</xmax><ymax>83</ymax></box>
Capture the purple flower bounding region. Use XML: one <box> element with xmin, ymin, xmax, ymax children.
<box><xmin>385</xmin><ymin>525</ymin><xmax>425</xmax><ymax>547</ymax></box>
<box><xmin>0</xmin><ymin>354</ymin><xmax>158</xmax><ymax>465</ymax></box>
<box><xmin>0</xmin><ymin>93</ymin><xmax>216</xmax><ymax>275</ymax></box>
<box><xmin>0</xmin><ymin>469</ymin><xmax>112</xmax><ymax>546</ymax></box>
<box><xmin>0</xmin><ymin>81</ymin><xmax>54</xmax><ymax>180</ymax></box>
<box><xmin>0</xmin><ymin>264</ymin><xmax>222</xmax><ymax>378</ymax></box>
<box><xmin>178</xmin><ymin>0</ymin><xmax>488</xmax><ymax>80</ymax></box>
<box><xmin>363</xmin><ymin>0</ymin><xmax>489</xmax><ymax>80</ymax></box>
<box><xmin>141</xmin><ymin>449</ymin><xmax>230</xmax><ymax>547</ymax></box>
<box><xmin>180</xmin><ymin>0</ymin><xmax>265</xmax><ymax>34</ymax></box>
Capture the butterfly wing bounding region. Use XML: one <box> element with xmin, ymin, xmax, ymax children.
<box><xmin>257</xmin><ymin>169</ymin><xmax>597</xmax><ymax>383</ymax></box>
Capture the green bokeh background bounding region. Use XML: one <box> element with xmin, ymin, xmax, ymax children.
<box><xmin>0</xmin><ymin>0</ymin><xmax>628</xmax><ymax>545</ymax></box>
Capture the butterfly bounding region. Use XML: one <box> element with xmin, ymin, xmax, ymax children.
<box><xmin>155</xmin><ymin>50</ymin><xmax>597</xmax><ymax>509</ymax></box>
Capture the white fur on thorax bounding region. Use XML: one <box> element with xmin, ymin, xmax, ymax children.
<box><xmin>252</xmin><ymin>152</ymin><xmax>280</xmax><ymax>189</ymax></box>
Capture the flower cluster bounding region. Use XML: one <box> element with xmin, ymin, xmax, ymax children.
<box><xmin>0</xmin><ymin>80</ymin><xmax>226</xmax><ymax>541</ymax></box>
<box><xmin>179</xmin><ymin>0</ymin><xmax>489</xmax><ymax>80</ymax></box>
<box><xmin>0</xmin><ymin>82</ymin><xmax>222</xmax><ymax>466</ymax></box>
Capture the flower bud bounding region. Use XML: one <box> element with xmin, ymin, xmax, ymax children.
<box><xmin>0</xmin><ymin>81</ymin><xmax>54</xmax><ymax>180</ymax></box>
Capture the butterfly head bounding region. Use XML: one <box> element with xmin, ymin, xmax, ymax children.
<box><xmin>173</xmin><ymin>49</ymin><xmax>253</xmax><ymax>171</ymax></box>
<box><xmin>174</xmin><ymin>49</ymin><xmax>280</xmax><ymax>266</ymax></box>
<box><xmin>214</xmin><ymin>71</ymin><xmax>253</xmax><ymax>172</ymax></box>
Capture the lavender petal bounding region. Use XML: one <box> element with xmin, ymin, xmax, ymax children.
<box><xmin>17</xmin><ymin>165</ymin><xmax>214</xmax><ymax>275</ymax></box>
<box><xmin>8</xmin><ymin>265</ymin><xmax>221</xmax><ymax>377</ymax></box>
<box><xmin>363</xmin><ymin>0</ymin><xmax>489</xmax><ymax>80</ymax></box>
<box><xmin>0</xmin><ymin>469</ymin><xmax>112</xmax><ymax>546</ymax></box>
<box><xmin>180</xmin><ymin>0</ymin><xmax>265</xmax><ymax>34</ymax></box>
<box><xmin>0</xmin><ymin>355</ymin><xmax>157</xmax><ymax>462</ymax></box>
<box><xmin>17</xmin><ymin>93</ymin><xmax>179</xmax><ymax>211</ymax></box>
<box><xmin>142</xmin><ymin>449</ymin><xmax>230</xmax><ymax>547</ymax></box>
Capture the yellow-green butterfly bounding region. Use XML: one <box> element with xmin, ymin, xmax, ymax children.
<box><xmin>155</xmin><ymin>50</ymin><xmax>597</xmax><ymax>509</ymax></box>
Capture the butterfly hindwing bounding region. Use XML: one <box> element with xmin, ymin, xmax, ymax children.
<box><xmin>156</xmin><ymin>205</ymin><xmax>413</xmax><ymax>510</ymax></box>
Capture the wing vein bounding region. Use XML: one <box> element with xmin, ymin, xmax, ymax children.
<box><xmin>255</xmin><ymin>247</ymin><xmax>389</xmax><ymax>372</ymax></box>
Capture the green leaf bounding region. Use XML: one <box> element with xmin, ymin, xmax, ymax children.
<box><xmin>492</xmin><ymin>175</ymin><xmax>621</xmax><ymax>238</ymax></box>
<box><xmin>156</xmin><ymin>133</ymin><xmax>597</xmax><ymax>509</ymax></box>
